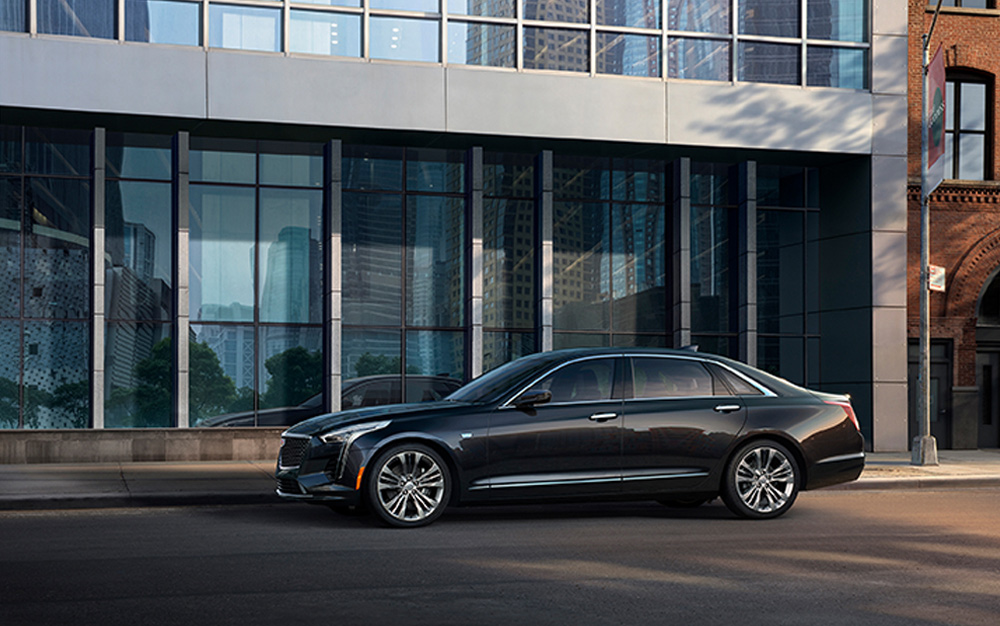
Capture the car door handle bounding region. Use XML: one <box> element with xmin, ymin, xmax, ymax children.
<box><xmin>714</xmin><ymin>404</ymin><xmax>741</xmax><ymax>413</ymax></box>
<box><xmin>589</xmin><ymin>413</ymin><xmax>618</xmax><ymax>422</ymax></box>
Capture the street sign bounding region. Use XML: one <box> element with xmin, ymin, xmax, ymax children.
<box><xmin>929</xmin><ymin>264</ymin><xmax>946</xmax><ymax>292</ymax></box>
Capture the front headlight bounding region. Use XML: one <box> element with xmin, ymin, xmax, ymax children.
<box><xmin>319</xmin><ymin>420</ymin><xmax>391</xmax><ymax>446</ymax></box>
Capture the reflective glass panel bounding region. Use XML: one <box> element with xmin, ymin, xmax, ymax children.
<box><xmin>691</xmin><ymin>334</ymin><xmax>736</xmax><ymax>357</ymax></box>
<box><xmin>757</xmin><ymin>165</ymin><xmax>805</xmax><ymax>207</ymax></box>
<box><xmin>406</xmin><ymin>149</ymin><xmax>465</xmax><ymax>193</ymax></box>
<box><xmin>597</xmin><ymin>0</ymin><xmax>660</xmax><ymax>28</ymax></box>
<box><xmin>612</xmin><ymin>159</ymin><xmax>664</xmax><ymax>203</ymax></box>
<box><xmin>690</xmin><ymin>204</ymin><xmax>731</xmax><ymax>333</ymax></box>
<box><xmin>259</xmin><ymin>188</ymin><xmax>323</xmax><ymax>324</ymax></box>
<box><xmin>190</xmin><ymin>139</ymin><xmax>256</xmax><ymax>184</ymax></box>
<box><xmin>25</xmin><ymin>178</ymin><xmax>91</xmax><ymax>319</ymax></box>
<box><xmin>553</xmin><ymin>333</ymin><xmax>611</xmax><ymax>349</ymax></box>
<box><xmin>126</xmin><ymin>0</ymin><xmax>201</xmax><ymax>46</ymax></box>
<box><xmin>1</xmin><ymin>0</ymin><xmax>25</xmax><ymax>32</ymax></box>
<box><xmin>371</xmin><ymin>0</ymin><xmax>437</xmax><ymax>10</ymax></box>
<box><xmin>738</xmin><ymin>41</ymin><xmax>800</xmax><ymax>85</ymax></box>
<box><xmin>612</xmin><ymin>204</ymin><xmax>666</xmax><ymax>333</ymax></box>
<box><xmin>807</xmin><ymin>212</ymin><xmax>819</xmax><ymax>334</ymax></box>
<box><xmin>553</xmin><ymin>202</ymin><xmax>610</xmax><ymax>331</ymax></box>
<box><xmin>1</xmin><ymin>125</ymin><xmax>21</xmax><ymax>172</ymax></box>
<box><xmin>22</xmin><ymin>320</ymin><xmax>89</xmax><ymax>429</ymax></box>
<box><xmin>757</xmin><ymin>210</ymin><xmax>804</xmax><ymax>334</ymax></box>
<box><xmin>25</xmin><ymin>128</ymin><xmax>90</xmax><ymax>177</ymax></box>
<box><xmin>612</xmin><ymin>334</ymin><xmax>668</xmax><ymax>347</ymax></box>
<box><xmin>758</xmin><ymin>335</ymin><xmax>805</xmax><ymax>384</ymax></box>
<box><xmin>448</xmin><ymin>22</ymin><xmax>516</xmax><ymax>68</ymax></box>
<box><xmin>106</xmin><ymin>133</ymin><xmax>172</xmax><ymax>181</ymax></box>
<box><xmin>259</xmin><ymin>142</ymin><xmax>324</xmax><ymax>187</ymax></box>
<box><xmin>523</xmin><ymin>27</ymin><xmax>589</xmax><ymax>73</ymax></box>
<box><xmin>290</xmin><ymin>10</ymin><xmax>361</xmax><ymax>58</ymax></box>
<box><xmin>342</xmin><ymin>329</ymin><xmax>402</xmax><ymax>408</ymax></box>
<box><xmin>0</xmin><ymin>178</ymin><xmax>21</xmax><ymax>318</ymax></box>
<box><xmin>669</xmin><ymin>0</ymin><xmax>728</xmax><ymax>33</ymax></box>
<box><xmin>807</xmin><ymin>46</ymin><xmax>867</xmax><ymax>89</ymax></box>
<box><xmin>690</xmin><ymin>162</ymin><xmax>732</xmax><ymax>206</ymax></box>
<box><xmin>0</xmin><ymin>321</ymin><xmax>18</xmax><ymax>428</ymax></box>
<box><xmin>258</xmin><ymin>326</ymin><xmax>323</xmax><ymax>411</ymax></box>
<box><xmin>668</xmin><ymin>38</ymin><xmax>730</xmax><ymax>81</ymax></box>
<box><xmin>105</xmin><ymin>322</ymin><xmax>172</xmax><ymax>428</ymax></box>
<box><xmin>369</xmin><ymin>16</ymin><xmax>439</xmax><ymax>63</ymax></box>
<box><xmin>597</xmin><ymin>33</ymin><xmax>661</xmax><ymax>78</ymax></box>
<box><xmin>208</xmin><ymin>5</ymin><xmax>281</xmax><ymax>53</ymax></box>
<box><xmin>483</xmin><ymin>331</ymin><xmax>536</xmax><ymax>373</ymax></box>
<box><xmin>189</xmin><ymin>323</ymin><xmax>255</xmax><ymax>425</ymax></box>
<box><xmin>37</xmin><ymin>0</ymin><xmax>114</xmax><ymax>38</ymax></box>
<box><xmin>523</xmin><ymin>0</ymin><xmax>588</xmax><ymax>23</ymax></box>
<box><xmin>342</xmin><ymin>192</ymin><xmax>402</xmax><ymax>326</ymax></box>
<box><xmin>406</xmin><ymin>196</ymin><xmax>465</xmax><ymax>328</ymax></box>
<box><xmin>105</xmin><ymin>181</ymin><xmax>173</xmax><ymax>321</ymax></box>
<box><xmin>297</xmin><ymin>0</ymin><xmax>358</xmax><ymax>5</ymax></box>
<box><xmin>450</xmin><ymin>0</ymin><xmax>515</xmax><ymax>17</ymax></box>
<box><xmin>343</xmin><ymin>145</ymin><xmax>403</xmax><ymax>191</ymax></box>
<box><xmin>406</xmin><ymin>330</ymin><xmax>465</xmax><ymax>382</ymax></box>
<box><xmin>484</xmin><ymin>199</ymin><xmax>535</xmax><ymax>330</ymax></box>
<box><xmin>807</xmin><ymin>0</ymin><xmax>866</xmax><ymax>42</ymax></box>
<box><xmin>739</xmin><ymin>0</ymin><xmax>799</xmax><ymax>37</ymax></box>
<box><xmin>189</xmin><ymin>186</ymin><xmax>255</xmax><ymax>322</ymax></box>
<box><xmin>553</xmin><ymin>156</ymin><xmax>609</xmax><ymax>199</ymax></box>
<box><xmin>484</xmin><ymin>152</ymin><xmax>534</xmax><ymax>198</ymax></box>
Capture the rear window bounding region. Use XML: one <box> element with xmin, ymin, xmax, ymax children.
<box><xmin>631</xmin><ymin>358</ymin><xmax>720</xmax><ymax>398</ymax></box>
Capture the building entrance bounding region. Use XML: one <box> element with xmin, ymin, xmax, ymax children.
<box><xmin>908</xmin><ymin>342</ymin><xmax>953</xmax><ymax>449</ymax></box>
<box><xmin>976</xmin><ymin>352</ymin><xmax>1000</xmax><ymax>448</ymax></box>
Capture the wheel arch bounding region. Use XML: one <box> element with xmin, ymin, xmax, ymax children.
<box><xmin>361</xmin><ymin>435</ymin><xmax>462</xmax><ymax>507</ymax></box>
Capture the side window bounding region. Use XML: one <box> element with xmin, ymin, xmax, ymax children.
<box><xmin>528</xmin><ymin>358</ymin><xmax>616</xmax><ymax>403</ymax></box>
<box><xmin>708</xmin><ymin>363</ymin><xmax>764</xmax><ymax>396</ymax></box>
<box><xmin>631</xmin><ymin>358</ymin><xmax>717</xmax><ymax>399</ymax></box>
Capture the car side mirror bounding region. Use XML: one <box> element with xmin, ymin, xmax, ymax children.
<box><xmin>515</xmin><ymin>390</ymin><xmax>552</xmax><ymax>408</ymax></box>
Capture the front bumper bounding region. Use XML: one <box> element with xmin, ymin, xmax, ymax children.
<box><xmin>275</xmin><ymin>434</ymin><xmax>365</xmax><ymax>505</ymax></box>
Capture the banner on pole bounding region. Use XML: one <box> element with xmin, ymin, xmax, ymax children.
<box><xmin>924</xmin><ymin>45</ymin><xmax>946</xmax><ymax>196</ymax></box>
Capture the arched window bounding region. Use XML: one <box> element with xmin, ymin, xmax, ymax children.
<box><xmin>978</xmin><ymin>268</ymin><xmax>1000</xmax><ymax>326</ymax></box>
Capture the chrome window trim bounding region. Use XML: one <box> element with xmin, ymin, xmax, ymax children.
<box><xmin>498</xmin><ymin>354</ymin><xmax>625</xmax><ymax>409</ymax></box>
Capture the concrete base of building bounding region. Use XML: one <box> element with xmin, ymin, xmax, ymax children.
<box><xmin>0</xmin><ymin>428</ymin><xmax>285</xmax><ymax>464</ymax></box>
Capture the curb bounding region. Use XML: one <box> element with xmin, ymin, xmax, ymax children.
<box><xmin>830</xmin><ymin>476</ymin><xmax>1000</xmax><ymax>491</ymax></box>
<box><xmin>0</xmin><ymin>491</ymin><xmax>282</xmax><ymax>511</ymax></box>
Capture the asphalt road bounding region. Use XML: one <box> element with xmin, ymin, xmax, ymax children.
<box><xmin>1</xmin><ymin>488</ymin><xmax>998</xmax><ymax>626</ymax></box>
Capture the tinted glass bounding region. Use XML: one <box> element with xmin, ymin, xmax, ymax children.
<box><xmin>958</xmin><ymin>134</ymin><xmax>985</xmax><ymax>180</ymax></box>
<box><xmin>708</xmin><ymin>363</ymin><xmax>762</xmax><ymax>395</ymax></box>
<box><xmin>612</xmin><ymin>334</ymin><xmax>668</xmax><ymax>347</ymax></box>
<box><xmin>189</xmin><ymin>323</ymin><xmax>254</xmax><ymax>425</ymax></box>
<box><xmin>208</xmin><ymin>5</ymin><xmax>281</xmax><ymax>52</ymax></box>
<box><xmin>343</xmin><ymin>145</ymin><xmax>403</xmax><ymax>191</ymax></box>
<box><xmin>342</xmin><ymin>192</ymin><xmax>403</xmax><ymax>326</ymax></box>
<box><xmin>523</xmin><ymin>27</ymin><xmax>589</xmax><ymax>73</ymax></box>
<box><xmin>523</xmin><ymin>0</ymin><xmax>587</xmax><ymax>22</ymax></box>
<box><xmin>668</xmin><ymin>38</ymin><xmax>730</xmax><ymax>81</ymax></box>
<box><xmin>483</xmin><ymin>331</ymin><xmax>536</xmax><ymax>373</ymax></box>
<box><xmin>342</xmin><ymin>328</ymin><xmax>401</xmax><ymax>380</ymax></box>
<box><xmin>612</xmin><ymin>159</ymin><xmax>664</xmax><ymax>203</ymax></box>
<box><xmin>371</xmin><ymin>0</ymin><xmax>436</xmax><ymax>9</ymax></box>
<box><xmin>483</xmin><ymin>198</ymin><xmax>535</xmax><ymax>330</ymax></box>
<box><xmin>631</xmin><ymin>357</ymin><xmax>716</xmax><ymax>398</ymax></box>
<box><xmin>960</xmin><ymin>83</ymin><xmax>986</xmax><ymax>131</ymax></box>
<box><xmin>807</xmin><ymin>47</ymin><xmax>867</xmax><ymax>89</ymax></box>
<box><xmin>258</xmin><ymin>326</ymin><xmax>323</xmax><ymax>410</ymax></box>
<box><xmin>369</xmin><ymin>16</ymin><xmax>439</xmax><ymax>63</ymax></box>
<box><xmin>258</xmin><ymin>188</ymin><xmax>323</xmax><ymax>324</ymax></box>
<box><xmin>758</xmin><ymin>335</ymin><xmax>805</xmax><ymax>384</ymax></box>
<box><xmin>405</xmin><ymin>196</ymin><xmax>465</xmax><ymax>328</ymax></box>
<box><xmin>526</xmin><ymin>358</ymin><xmax>615</xmax><ymax>403</ymax></box>
<box><xmin>0</xmin><ymin>178</ymin><xmax>21</xmax><ymax>318</ymax></box>
<box><xmin>37</xmin><ymin>0</ymin><xmax>114</xmax><ymax>38</ymax></box>
<box><xmin>290</xmin><ymin>10</ymin><xmax>361</xmax><ymax>58</ymax></box>
<box><xmin>597</xmin><ymin>33</ymin><xmax>660</xmax><ymax>78</ymax></box>
<box><xmin>690</xmin><ymin>204</ymin><xmax>731</xmax><ymax>333</ymax></box>
<box><xmin>484</xmin><ymin>152</ymin><xmax>535</xmax><ymax>198</ymax></box>
<box><xmin>104</xmin><ymin>323</ymin><xmax>173</xmax><ymax>427</ymax></box>
<box><xmin>1</xmin><ymin>125</ymin><xmax>21</xmax><ymax>172</ymax></box>
<box><xmin>190</xmin><ymin>140</ymin><xmax>256</xmax><ymax>184</ymax></box>
<box><xmin>613</xmin><ymin>204</ymin><xmax>666</xmax><ymax>333</ymax></box>
<box><xmin>668</xmin><ymin>0</ymin><xmax>728</xmax><ymax>33</ymax></box>
<box><xmin>22</xmin><ymin>321</ymin><xmax>90</xmax><ymax>428</ymax></box>
<box><xmin>406</xmin><ymin>149</ymin><xmax>465</xmax><ymax>193</ymax></box>
<box><xmin>739</xmin><ymin>0</ymin><xmax>799</xmax><ymax>37</ymax></box>
<box><xmin>553</xmin><ymin>332</ymin><xmax>611</xmax><ymax>349</ymax></box>
<box><xmin>106</xmin><ymin>133</ymin><xmax>172</xmax><ymax>181</ymax></box>
<box><xmin>0</xmin><ymin>320</ymin><xmax>18</xmax><ymax>428</ymax></box>
<box><xmin>448</xmin><ymin>22</ymin><xmax>516</xmax><ymax>68</ymax></box>
<box><xmin>596</xmin><ymin>0</ymin><xmax>660</xmax><ymax>28</ymax></box>
<box><xmin>739</xmin><ymin>42</ymin><xmax>800</xmax><ymax>85</ymax></box>
<box><xmin>25</xmin><ymin>128</ymin><xmax>90</xmax><ymax>177</ymax></box>
<box><xmin>554</xmin><ymin>156</ymin><xmax>609</xmax><ymax>199</ymax></box>
<box><xmin>259</xmin><ymin>143</ymin><xmax>324</xmax><ymax>187</ymax></box>
<box><xmin>690</xmin><ymin>162</ymin><xmax>732</xmax><ymax>205</ymax></box>
<box><xmin>1</xmin><ymin>0</ymin><xmax>25</xmax><ymax>32</ymax></box>
<box><xmin>757</xmin><ymin>210</ymin><xmax>804</xmax><ymax>334</ymax></box>
<box><xmin>189</xmin><ymin>185</ymin><xmax>256</xmax><ymax>322</ymax></box>
<box><xmin>757</xmin><ymin>166</ymin><xmax>805</xmax><ymax>207</ymax></box>
<box><xmin>553</xmin><ymin>202</ymin><xmax>610</xmax><ymax>331</ymax></box>
<box><xmin>450</xmin><ymin>0</ymin><xmax>514</xmax><ymax>17</ymax></box>
<box><xmin>808</xmin><ymin>0</ymin><xmax>866</xmax><ymax>42</ymax></box>
<box><xmin>126</xmin><ymin>0</ymin><xmax>201</xmax><ymax>46</ymax></box>
<box><xmin>406</xmin><ymin>330</ymin><xmax>465</xmax><ymax>382</ymax></box>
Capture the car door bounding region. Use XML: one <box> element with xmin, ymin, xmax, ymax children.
<box><xmin>620</xmin><ymin>356</ymin><xmax>747</xmax><ymax>495</ymax></box>
<box><xmin>482</xmin><ymin>356</ymin><xmax>624</xmax><ymax>501</ymax></box>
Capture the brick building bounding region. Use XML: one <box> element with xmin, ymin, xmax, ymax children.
<box><xmin>907</xmin><ymin>0</ymin><xmax>1000</xmax><ymax>448</ymax></box>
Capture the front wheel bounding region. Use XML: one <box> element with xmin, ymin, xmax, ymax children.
<box><xmin>721</xmin><ymin>440</ymin><xmax>800</xmax><ymax>519</ymax></box>
<box><xmin>366</xmin><ymin>443</ymin><xmax>451</xmax><ymax>528</ymax></box>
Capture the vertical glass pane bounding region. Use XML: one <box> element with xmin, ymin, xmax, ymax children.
<box><xmin>0</xmin><ymin>177</ymin><xmax>21</xmax><ymax>318</ymax></box>
<box><xmin>372</xmin><ymin>0</ymin><xmax>437</xmax><ymax>9</ymax></box>
<box><xmin>690</xmin><ymin>204</ymin><xmax>731</xmax><ymax>333</ymax></box>
<box><xmin>808</xmin><ymin>0</ymin><xmax>867</xmax><ymax>43</ymax></box>
<box><xmin>668</xmin><ymin>37</ymin><xmax>730</xmax><ymax>81</ymax></box>
<box><xmin>343</xmin><ymin>145</ymin><xmax>404</xmax><ymax>191</ymax></box>
<box><xmin>523</xmin><ymin>0</ymin><xmax>588</xmax><ymax>23</ymax></box>
<box><xmin>757</xmin><ymin>165</ymin><xmax>805</xmax><ymax>207</ymax></box>
<box><xmin>523</xmin><ymin>27</ymin><xmax>590</xmax><ymax>73</ymax></box>
<box><xmin>208</xmin><ymin>5</ymin><xmax>281</xmax><ymax>53</ymax></box>
<box><xmin>258</xmin><ymin>326</ymin><xmax>323</xmax><ymax>412</ymax></box>
<box><xmin>943</xmin><ymin>130</ymin><xmax>954</xmax><ymax>179</ymax></box>
<box><xmin>23</xmin><ymin>321</ymin><xmax>89</xmax><ymax>429</ymax></box>
<box><xmin>406</xmin><ymin>148</ymin><xmax>465</xmax><ymax>193</ymax></box>
<box><xmin>0</xmin><ymin>320</ymin><xmax>18</xmax><ymax>428</ymax></box>
<box><xmin>342</xmin><ymin>329</ymin><xmax>402</xmax><ymax>407</ymax></box>
<box><xmin>757</xmin><ymin>210</ymin><xmax>804</xmax><ymax>334</ymax></box>
<box><xmin>105</xmin><ymin>181</ymin><xmax>173</xmax><ymax>321</ymax></box>
<box><xmin>483</xmin><ymin>331</ymin><xmax>536</xmax><ymax>373</ymax></box>
<box><xmin>484</xmin><ymin>198</ymin><xmax>535</xmax><ymax>330</ymax></box>
<box><xmin>613</xmin><ymin>204</ymin><xmax>666</xmax><ymax>333</ymax></box>
<box><xmin>406</xmin><ymin>330</ymin><xmax>465</xmax><ymax>382</ymax></box>
<box><xmin>668</xmin><ymin>0</ymin><xmax>729</xmax><ymax>33</ymax></box>
<box><xmin>106</xmin><ymin>133</ymin><xmax>172</xmax><ymax>181</ymax></box>
<box><xmin>612</xmin><ymin>159</ymin><xmax>664</xmax><ymax>202</ymax></box>
<box><xmin>448</xmin><ymin>22</ymin><xmax>516</xmax><ymax>68</ymax></box>
<box><xmin>37</xmin><ymin>0</ymin><xmax>114</xmax><ymax>38</ymax></box>
<box><xmin>945</xmin><ymin>81</ymin><xmax>955</xmax><ymax>130</ymax></box>
<box><xmin>612</xmin><ymin>334</ymin><xmax>668</xmax><ymax>347</ymax></box>
<box><xmin>596</xmin><ymin>0</ymin><xmax>660</xmax><ymax>28</ymax></box>
<box><xmin>450</xmin><ymin>0</ymin><xmax>514</xmax><ymax>17</ymax></box>
<box><xmin>25</xmin><ymin>128</ymin><xmax>90</xmax><ymax>177</ymax></box>
<box><xmin>105</xmin><ymin>323</ymin><xmax>172</xmax><ymax>428</ymax></box>
<box><xmin>189</xmin><ymin>324</ymin><xmax>255</xmax><ymax>425</ymax></box>
<box><xmin>960</xmin><ymin>83</ymin><xmax>986</xmax><ymax>131</ymax></box>
<box><xmin>342</xmin><ymin>192</ymin><xmax>403</xmax><ymax>326</ymax></box>
<box><xmin>259</xmin><ymin>142</ymin><xmax>324</xmax><ymax>187</ymax></box>
<box><xmin>758</xmin><ymin>336</ymin><xmax>805</xmax><ymax>384</ymax></box>
<box><xmin>1</xmin><ymin>125</ymin><xmax>22</xmax><ymax>172</ymax></box>
<box><xmin>553</xmin><ymin>332</ymin><xmax>611</xmax><ymax>349</ymax></box>
<box><xmin>190</xmin><ymin>139</ymin><xmax>256</xmax><ymax>184</ymax></box>
<box><xmin>296</xmin><ymin>0</ymin><xmax>358</xmax><ymax>6</ymax></box>
<box><xmin>690</xmin><ymin>162</ymin><xmax>732</xmax><ymax>205</ymax></box>
<box><xmin>259</xmin><ymin>189</ymin><xmax>323</xmax><ymax>324</ymax></box>
<box><xmin>126</xmin><ymin>0</ymin><xmax>201</xmax><ymax>46</ymax></box>
<box><xmin>484</xmin><ymin>152</ymin><xmax>535</xmax><ymax>198</ymax></box>
<box><xmin>807</xmin><ymin>337</ymin><xmax>820</xmax><ymax>387</ymax></box>
<box><xmin>739</xmin><ymin>0</ymin><xmax>800</xmax><ymax>37</ymax></box>
<box><xmin>807</xmin><ymin>46</ymin><xmax>867</xmax><ymax>89</ymax></box>
<box><xmin>406</xmin><ymin>196</ymin><xmax>465</xmax><ymax>328</ymax></box>
<box><xmin>289</xmin><ymin>10</ymin><xmax>361</xmax><ymax>58</ymax></box>
<box><xmin>553</xmin><ymin>202</ymin><xmax>610</xmax><ymax>331</ymax></box>
<box><xmin>369</xmin><ymin>16</ymin><xmax>439</xmax><ymax>63</ymax></box>
<box><xmin>597</xmin><ymin>33</ymin><xmax>661</xmax><ymax>78</ymax></box>
<box><xmin>189</xmin><ymin>186</ymin><xmax>255</xmax><ymax>322</ymax></box>
<box><xmin>738</xmin><ymin>41</ymin><xmax>800</xmax><ymax>85</ymax></box>
<box><xmin>1</xmin><ymin>0</ymin><xmax>26</xmax><ymax>32</ymax></box>
<box><xmin>806</xmin><ymin>212</ymin><xmax>819</xmax><ymax>334</ymax></box>
<box><xmin>958</xmin><ymin>134</ymin><xmax>985</xmax><ymax>181</ymax></box>
<box><xmin>691</xmin><ymin>334</ymin><xmax>736</xmax><ymax>358</ymax></box>
<box><xmin>25</xmin><ymin>178</ymin><xmax>91</xmax><ymax>319</ymax></box>
<box><xmin>553</xmin><ymin>156</ymin><xmax>609</xmax><ymax>199</ymax></box>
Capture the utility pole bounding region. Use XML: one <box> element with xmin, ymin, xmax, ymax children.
<box><xmin>914</xmin><ymin>0</ymin><xmax>945</xmax><ymax>466</ymax></box>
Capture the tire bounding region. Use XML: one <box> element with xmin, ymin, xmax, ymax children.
<box><xmin>366</xmin><ymin>443</ymin><xmax>451</xmax><ymax>528</ymax></box>
<box><xmin>721</xmin><ymin>440</ymin><xmax>800</xmax><ymax>520</ymax></box>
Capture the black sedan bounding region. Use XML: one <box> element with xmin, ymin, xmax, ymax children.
<box><xmin>275</xmin><ymin>348</ymin><xmax>864</xmax><ymax>527</ymax></box>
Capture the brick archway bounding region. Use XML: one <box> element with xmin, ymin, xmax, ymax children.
<box><xmin>946</xmin><ymin>228</ymin><xmax>1000</xmax><ymax>321</ymax></box>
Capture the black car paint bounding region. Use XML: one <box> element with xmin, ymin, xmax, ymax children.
<box><xmin>275</xmin><ymin>349</ymin><xmax>865</xmax><ymax>514</ymax></box>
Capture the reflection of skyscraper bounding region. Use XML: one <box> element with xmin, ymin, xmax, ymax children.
<box><xmin>260</xmin><ymin>226</ymin><xmax>320</xmax><ymax>324</ymax></box>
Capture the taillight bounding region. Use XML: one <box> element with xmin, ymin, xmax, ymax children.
<box><xmin>825</xmin><ymin>400</ymin><xmax>860</xmax><ymax>431</ymax></box>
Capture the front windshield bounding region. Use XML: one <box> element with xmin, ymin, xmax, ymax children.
<box><xmin>446</xmin><ymin>353</ymin><xmax>562</xmax><ymax>404</ymax></box>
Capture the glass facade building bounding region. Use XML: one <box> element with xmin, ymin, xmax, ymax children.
<box><xmin>1</xmin><ymin>0</ymin><xmax>911</xmax><ymax>453</ymax></box>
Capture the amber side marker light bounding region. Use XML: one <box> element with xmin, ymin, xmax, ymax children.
<box><xmin>825</xmin><ymin>400</ymin><xmax>860</xmax><ymax>432</ymax></box>
<box><xmin>355</xmin><ymin>466</ymin><xmax>366</xmax><ymax>491</ymax></box>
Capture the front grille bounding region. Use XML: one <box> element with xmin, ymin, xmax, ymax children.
<box><xmin>276</xmin><ymin>477</ymin><xmax>303</xmax><ymax>495</ymax></box>
<box><xmin>279</xmin><ymin>437</ymin><xmax>309</xmax><ymax>469</ymax></box>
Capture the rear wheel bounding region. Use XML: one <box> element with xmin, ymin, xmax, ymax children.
<box><xmin>722</xmin><ymin>440</ymin><xmax>799</xmax><ymax>519</ymax></box>
<box><xmin>366</xmin><ymin>443</ymin><xmax>451</xmax><ymax>528</ymax></box>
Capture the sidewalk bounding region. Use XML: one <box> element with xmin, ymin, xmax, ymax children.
<box><xmin>1</xmin><ymin>451</ymin><xmax>999</xmax><ymax>511</ymax></box>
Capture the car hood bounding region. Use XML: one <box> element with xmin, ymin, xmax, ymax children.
<box><xmin>281</xmin><ymin>400</ymin><xmax>477</xmax><ymax>437</ymax></box>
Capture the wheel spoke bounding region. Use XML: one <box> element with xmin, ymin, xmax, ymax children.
<box><xmin>375</xmin><ymin>449</ymin><xmax>446</xmax><ymax>522</ymax></box>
